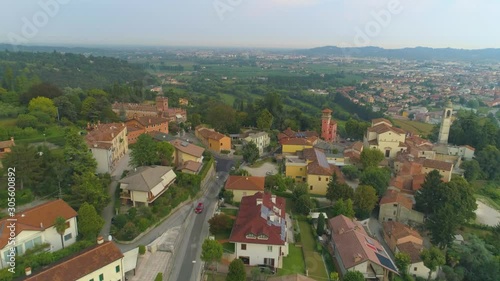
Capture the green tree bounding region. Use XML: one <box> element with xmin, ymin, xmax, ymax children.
<box><xmin>16</xmin><ymin>114</ymin><xmax>38</xmax><ymax>129</ymax></box>
<box><xmin>395</xmin><ymin>252</ymin><xmax>411</xmax><ymax>275</ymax></box>
<box><xmin>21</xmin><ymin>82</ymin><xmax>63</xmax><ymax>104</ymax></box>
<box><xmin>342</xmin><ymin>165</ymin><xmax>360</xmax><ymax>180</ymax></box>
<box><xmin>188</xmin><ymin>113</ymin><xmax>202</xmax><ymax>128</ymax></box>
<box><xmin>359</xmin><ymin>167</ymin><xmax>390</xmax><ymax>197</ymax></box>
<box><xmin>54</xmin><ymin>216</ymin><xmax>67</xmax><ymax>249</ymax></box>
<box><xmin>2</xmin><ymin>143</ymin><xmax>43</xmax><ymax>190</ymax></box>
<box><xmin>460</xmin><ymin>159</ymin><xmax>481</xmax><ymax>182</ymax></box>
<box><xmin>342</xmin><ymin>270</ymin><xmax>365</xmax><ymax>281</ymax></box>
<box><xmin>201</xmin><ymin>238</ymin><xmax>223</xmax><ymax>279</ymax></box>
<box><xmin>77</xmin><ymin>202</ymin><xmax>105</xmax><ymax>241</ymax></box>
<box><xmin>156</xmin><ymin>141</ymin><xmax>174</xmax><ymax>165</ymax></box>
<box><xmin>256</xmin><ymin>109</ymin><xmax>273</xmax><ymax>130</ymax></box>
<box><xmin>476</xmin><ymin>145</ymin><xmax>500</xmax><ymax>180</ymax></box>
<box><xmin>53</xmin><ymin>95</ymin><xmax>77</xmax><ymax>122</ymax></box>
<box><xmin>326</xmin><ymin>173</ymin><xmax>354</xmax><ymax>203</ymax></box>
<box><xmin>223</xmin><ymin>190</ymin><xmax>234</xmax><ymax>204</ymax></box>
<box><xmin>67</xmin><ymin>172</ymin><xmax>110</xmax><ymax>212</ymax></box>
<box><xmin>226</xmin><ymin>258</ymin><xmax>246</xmax><ymax>281</ymax></box>
<box><xmin>420</xmin><ymin>247</ymin><xmax>445</xmax><ymax>281</ymax></box>
<box><xmin>332</xmin><ymin>198</ymin><xmax>355</xmax><ymax>218</ymax></box>
<box><xmin>28</xmin><ymin>96</ymin><xmax>57</xmax><ymax>120</ymax></box>
<box><xmin>415</xmin><ymin>170</ymin><xmax>444</xmax><ymax>215</ymax></box>
<box><xmin>64</xmin><ymin>129</ymin><xmax>97</xmax><ymax>176</ymax></box>
<box><xmin>360</xmin><ymin>148</ymin><xmax>385</xmax><ymax>168</ymax></box>
<box><xmin>130</xmin><ymin>134</ymin><xmax>159</xmax><ymax>167</ymax></box>
<box><xmin>353</xmin><ymin>185</ymin><xmax>378</xmax><ymax>219</ymax></box>
<box><xmin>208</xmin><ymin>214</ymin><xmax>233</xmax><ymax>235</ymax></box>
<box><xmin>154</xmin><ymin>273</ymin><xmax>163</xmax><ymax>281</ymax></box>
<box><xmin>242</xmin><ymin>142</ymin><xmax>259</xmax><ymax>164</ymax></box>
<box><xmin>291</xmin><ymin>183</ymin><xmax>313</xmax><ymax>215</ymax></box>
<box><xmin>316</xmin><ymin>213</ymin><xmax>326</xmax><ymax>236</ymax></box>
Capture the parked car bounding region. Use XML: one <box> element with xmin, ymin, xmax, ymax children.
<box><xmin>195</xmin><ymin>202</ymin><xmax>204</xmax><ymax>214</ymax></box>
<box><xmin>257</xmin><ymin>264</ymin><xmax>276</xmax><ymax>274</ymax></box>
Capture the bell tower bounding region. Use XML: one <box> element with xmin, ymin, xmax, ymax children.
<box><xmin>438</xmin><ymin>100</ymin><xmax>453</xmax><ymax>145</ymax></box>
<box><xmin>321</xmin><ymin>108</ymin><xmax>337</xmax><ymax>142</ymax></box>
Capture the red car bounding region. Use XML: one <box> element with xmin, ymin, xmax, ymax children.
<box><xmin>195</xmin><ymin>202</ymin><xmax>204</xmax><ymax>214</ymax></box>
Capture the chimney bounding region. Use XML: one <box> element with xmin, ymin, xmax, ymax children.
<box><xmin>256</xmin><ymin>198</ymin><xmax>263</xmax><ymax>205</ymax></box>
<box><xmin>10</xmin><ymin>136</ymin><xmax>14</xmax><ymax>143</ymax></box>
<box><xmin>149</xmin><ymin>118</ymin><xmax>151</xmax><ymax>124</ymax></box>
<box><xmin>354</xmin><ymin>254</ymin><xmax>362</xmax><ymax>263</ymax></box>
<box><xmin>246</xmin><ymin>177</ymin><xmax>248</xmax><ymax>180</ymax></box>
<box><xmin>97</xmin><ymin>236</ymin><xmax>104</xmax><ymax>245</ymax></box>
<box><xmin>271</xmin><ymin>195</ymin><xmax>276</xmax><ymax>204</ymax></box>
<box><xmin>40</xmin><ymin>222</ymin><xmax>43</xmax><ymax>229</ymax></box>
<box><xmin>111</xmin><ymin>133</ymin><xmax>115</xmax><ymax>138</ymax></box>
<box><xmin>338</xmin><ymin>227</ymin><xmax>344</xmax><ymax>234</ymax></box>
<box><xmin>25</xmin><ymin>267</ymin><xmax>32</xmax><ymax>276</ymax></box>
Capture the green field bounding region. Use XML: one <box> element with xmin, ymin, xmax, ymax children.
<box><xmin>298</xmin><ymin>220</ymin><xmax>329</xmax><ymax>281</ymax></box>
<box><xmin>277</xmin><ymin>245</ymin><xmax>306</xmax><ymax>276</ymax></box>
<box><xmin>393</xmin><ymin>119</ymin><xmax>435</xmax><ymax>136</ymax></box>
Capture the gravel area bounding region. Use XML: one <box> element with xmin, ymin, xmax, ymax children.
<box><xmin>475</xmin><ymin>200</ymin><xmax>500</xmax><ymax>226</ymax></box>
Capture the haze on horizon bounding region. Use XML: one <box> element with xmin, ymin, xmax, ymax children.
<box><xmin>1</xmin><ymin>0</ymin><xmax>499</xmax><ymax>50</ymax></box>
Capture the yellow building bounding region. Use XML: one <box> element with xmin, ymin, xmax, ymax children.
<box><xmin>281</xmin><ymin>138</ymin><xmax>315</xmax><ymax>154</ymax></box>
<box><xmin>85</xmin><ymin>122</ymin><xmax>129</xmax><ymax>174</ymax></box>
<box><xmin>285</xmin><ymin>148</ymin><xmax>345</xmax><ymax>195</ymax></box>
<box><xmin>170</xmin><ymin>139</ymin><xmax>205</xmax><ymax>169</ymax></box>
<box><xmin>363</xmin><ymin>118</ymin><xmax>407</xmax><ymax>159</ymax></box>
<box><xmin>225</xmin><ymin>176</ymin><xmax>265</xmax><ymax>202</ymax></box>
<box><xmin>195</xmin><ymin>126</ymin><xmax>232</xmax><ymax>152</ymax></box>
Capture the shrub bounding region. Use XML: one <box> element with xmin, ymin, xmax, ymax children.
<box><xmin>220</xmin><ymin>150</ymin><xmax>231</xmax><ymax>154</ymax></box>
<box><xmin>139</xmin><ymin>245</ymin><xmax>146</xmax><ymax>255</ymax></box>
<box><xmin>137</xmin><ymin>218</ymin><xmax>150</xmax><ymax>232</ymax></box>
<box><xmin>154</xmin><ymin>272</ymin><xmax>163</xmax><ymax>281</ymax></box>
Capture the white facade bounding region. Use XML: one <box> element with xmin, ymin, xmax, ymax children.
<box><xmin>408</xmin><ymin>261</ymin><xmax>437</xmax><ymax>280</ymax></box>
<box><xmin>0</xmin><ymin>217</ymin><xmax>78</xmax><ymax>269</ymax></box>
<box><xmin>446</xmin><ymin>146</ymin><xmax>475</xmax><ymax>160</ymax></box>
<box><xmin>438</xmin><ymin>103</ymin><xmax>453</xmax><ymax>145</ymax></box>
<box><xmin>244</xmin><ymin>132</ymin><xmax>270</xmax><ymax>155</ymax></box>
<box><xmin>77</xmin><ymin>258</ymin><xmax>124</xmax><ymax>281</ymax></box>
<box><xmin>91</xmin><ymin>147</ymin><xmax>113</xmax><ymax>174</ymax></box>
<box><xmin>234</xmin><ymin>241</ymin><xmax>288</xmax><ymax>269</ymax></box>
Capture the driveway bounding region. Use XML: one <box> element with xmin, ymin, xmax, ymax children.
<box><xmin>242</xmin><ymin>162</ymin><xmax>278</xmax><ymax>177</ymax></box>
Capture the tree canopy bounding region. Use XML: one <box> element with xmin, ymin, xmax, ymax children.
<box><xmin>353</xmin><ymin>185</ymin><xmax>378</xmax><ymax>219</ymax></box>
<box><xmin>360</xmin><ymin>147</ymin><xmax>385</xmax><ymax>168</ymax></box>
<box><xmin>77</xmin><ymin>202</ymin><xmax>105</xmax><ymax>241</ymax></box>
<box><xmin>359</xmin><ymin>167</ymin><xmax>391</xmax><ymax>197</ymax></box>
<box><xmin>242</xmin><ymin>142</ymin><xmax>259</xmax><ymax>164</ymax></box>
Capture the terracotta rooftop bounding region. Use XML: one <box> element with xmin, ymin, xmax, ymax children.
<box><xmin>225</xmin><ymin>176</ymin><xmax>265</xmax><ymax>191</ymax></box>
<box><xmin>112</xmin><ymin>102</ymin><xmax>157</xmax><ymax>113</ymax></box>
<box><xmin>372</xmin><ymin>118</ymin><xmax>392</xmax><ymax>126</ymax></box>
<box><xmin>128</xmin><ymin>116</ymin><xmax>169</xmax><ymax>127</ymax></box>
<box><xmin>280</xmin><ymin>137</ymin><xmax>316</xmax><ymax>146</ymax></box>
<box><xmin>20</xmin><ymin>241</ymin><xmax>123</xmax><ymax>281</ymax></box>
<box><xmin>170</xmin><ymin>139</ymin><xmax>205</xmax><ymax>158</ymax></box>
<box><xmin>322</xmin><ymin>108</ymin><xmax>333</xmax><ymax>113</ymax></box>
<box><xmin>422</xmin><ymin>159</ymin><xmax>453</xmax><ymax>171</ymax></box>
<box><xmin>379</xmin><ymin>189</ymin><xmax>413</xmax><ymax>210</ymax></box>
<box><xmin>368</xmin><ymin>123</ymin><xmax>406</xmax><ymax>135</ymax></box>
<box><xmin>0</xmin><ymin>137</ymin><xmax>14</xmax><ymax>149</ymax></box>
<box><xmin>383</xmin><ymin>221</ymin><xmax>423</xmax><ymax>242</ymax></box>
<box><xmin>85</xmin><ymin>122</ymin><xmax>126</xmax><ymax>148</ymax></box>
<box><xmin>0</xmin><ymin>200</ymin><xmax>77</xmax><ymax>249</ymax></box>
<box><xmin>229</xmin><ymin>192</ymin><xmax>286</xmax><ymax>246</ymax></box>
<box><xmin>181</xmin><ymin>160</ymin><xmax>203</xmax><ymax>173</ymax></box>
<box><xmin>328</xmin><ymin>215</ymin><xmax>398</xmax><ymax>273</ymax></box>
<box><xmin>197</xmin><ymin>128</ymin><xmax>227</xmax><ymax>141</ymax></box>
<box><xmin>396</xmin><ymin>241</ymin><xmax>424</xmax><ymax>263</ymax></box>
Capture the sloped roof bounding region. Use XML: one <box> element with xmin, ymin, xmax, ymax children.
<box><xmin>0</xmin><ymin>200</ymin><xmax>77</xmax><ymax>249</ymax></box>
<box><xmin>383</xmin><ymin>221</ymin><xmax>423</xmax><ymax>243</ymax></box>
<box><xmin>380</xmin><ymin>189</ymin><xmax>413</xmax><ymax>210</ymax></box>
<box><xmin>119</xmin><ymin>166</ymin><xmax>175</xmax><ymax>192</ymax></box>
<box><xmin>225</xmin><ymin>176</ymin><xmax>265</xmax><ymax>191</ymax></box>
<box><xmin>372</xmin><ymin>118</ymin><xmax>392</xmax><ymax>126</ymax></box>
<box><xmin>230</xmin><ymin>192</ymin><xmax>286</xmax><ymax>245</ymax></box>
<box><xmin>422</xmin><ymin>159</ymin><xmax>453</xmax><ymax>171</ymax></box>
<box><xmin>170</xmin><ymin>139</ymin><xmax>205</xmax><ymax>157</ymax></box>
<box><xmin>0</xmin><ymin>138</ymin><xmax>14</xmax><ymax>149</ymax></box>
<box><xmin>20</xmin><ymin>241</ymin><xmax>123</xmax><ymax>281</ymax></box>
<box><xmin>85</xmin><ymin>122</ymin><xmax>126</xmax><ymax>147</ymax></box>
<box><xmin>368</xmin><ymin>123</ymin><xmax>406</xmax><ymax>135</ymax></box>
<box><xmin>329</xmin><ymin>215</ymin><xmax>398</xmax><ymax>274</ymax></box>
<box><xmin>181</xmin><ymin>160</ymin><xmax>203</xmax><ymax>173</ymax></box>
<box><xmin>129</xmin><ymin>116</ymin><xmax>169</xmax><ymax>127</ymax></box>
<box><xmin>397</xmin><ymin>242</ymin><xmax>424</xmax><ymax>263</ymax></box>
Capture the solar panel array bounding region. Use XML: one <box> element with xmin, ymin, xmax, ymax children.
<box><xmin>376</xmin><ymin>252</ymin><xmax>398</xmax><ymax>272</ymax></box>
<box><xmin>315</xmin><ymin>149</ymin><xmax>330</xmax><ymax>168</ymax></box>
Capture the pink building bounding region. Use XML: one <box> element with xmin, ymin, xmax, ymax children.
<box><xmin>321</xmin><ymin>108</ymin><xmax>337</xmax><ymax>142</ymax></box>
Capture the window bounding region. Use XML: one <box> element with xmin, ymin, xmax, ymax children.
<box><xmin>267</xmin><ymin>246</ymin><xmax>272</xmax><ymax>252</ymax></box>
<box><xmin>318</xmin><ymin>177</ymin><xmax>321</xmax><ymax>181</ymax></box>
<box><xmin>299</xmin><ymin>168</ymin><xmax>302</xmax><ymax>171</ymax></box>
<box><xmin>246</xmin><ymin>233</ymin><xmax>256</xmax><ymax>239</ymax></box>
<box><xmin>414</xmin><ymin>267</ymin><xmax>417</xmax><ymax>271</ymax></box>
<box><xmin>309</xmin><ymin>185</ymin><xmax>313</xmax><ymax>190</ymax></box>
<box><xmin>89</xmin><ymin>279</ymin><xmax>94</xmax><ymax>281</ymax></box>
<box><xmin>99</xmin><ymin>274</ymin><xmax>104</xmax><ymax>281</ymax></box>
<box><xmin>393</xmin><ymin>204</ymin><xmax>398</xmax><ymax>207</ymax></box>
<box><xmin>115</xmin><ymin>265</ymin><xmax>120</xmax><ymax>273</ymax></box>
<box><xmin>241</xmin><ymin>244</ymin><xmax>247</xmax><ymax>250</ymax></box>
<box><xmin>64</xmin><ymin>233</ymin><xmax>72</xmax><ymax>241</ymax></box>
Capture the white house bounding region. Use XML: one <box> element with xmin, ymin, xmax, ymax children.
<box><xmin>230</xmin><ymin>192</ymin><xmax>288</xmax><ymax>269</ymax></box>
<box><xmin>396</xmin><ymin>242</ymin><xmax>438</xmax><ymax>280</ymax></box>
<box><xmin>0</xmin><ymin>200</ymin><xmax>78</xmax><ymax>269</ymax></box>
<box><xmin>119</xmin><ymin>165</ymin><xmax>177</xmax><ymax>207</ymax></box>
<box><xmin>85</xmin><ymin>122</ymin><xmax>129</xmax><ymax>174</ymax></box>
<box><xmin>242</xmin><ymin>131</ymin><xmax>270</xmax><ymax>155</ymax></box>
<box><xmin>20</xmin><ymin>237</ymin><xmax>124</xmax><ymax>281</ymax></box>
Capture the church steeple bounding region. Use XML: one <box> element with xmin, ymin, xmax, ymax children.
<box><xmin>438</xmin><ymin>100</ymin><xmax>453</xmax><ymax>145</ymax></box>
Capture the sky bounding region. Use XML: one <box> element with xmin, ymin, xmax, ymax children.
<box><xmin>1</xmin><ymin>0</ymin><xmax>499</xmax><ymax>49</ymax></box>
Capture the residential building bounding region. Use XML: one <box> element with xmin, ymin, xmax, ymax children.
<box><xmin>379</xmin><ymin>189</ymin><xmax>424</xmax><ymax>224</ymax></box>
<box><xmin>382</xmin><ymin>221</ymin><xmax>423</xmax><ymax>252</ymax></box>
<box><xmin>278</xmin><ymin>128</ymin><xmax>318</xmax><ymax>154</ymax></box>
<box><xmin>0</xmin><ymin>200</ymin><xmax>78</xmax><ymax>269</ymax></box>
<box><xmin>328</xmin><ymin>215</ymin><xmax>398</xmax><ymax>281</ymax></box>
<box><xmin>285</xmin><ymin>148</ymin><xmax>345</xmax><ymax>195</ymax></box>
<box><xmin>119</xmin><ymin>166</ymin><xmax>176</xmax><ymax>207</ymax></box>
<box><xmin>125</xmin><ymin>116</ymin><xmax>169</xmax><ymax>145</ymax></box>
<box><xmin>395</xmin><ymin>242</ymin><xmax>437</xmax><ymax>280</ymax></box>
<box><xmin>344</xmin><ymin>141</ymin><xmax>364</xmax><ymax>164</ymax></box>
<box><xmin>170</xmin><ymin>139</ymin><xmax>205</xmax><ymax>172</ymax></box>
<box><xmin>85</xmin><ymin>122</ymin><xmax>128</xmax><ymax>174</ymax></box>
<box><xmin>363</xmin><ymin>118</ymin><xmax>407</xmax><ymax>159</ymax></box>
<box><xmin>225</xmin><ymin>176</ymin><xmax>265</xmax><ymax>202</ymax></box>
<box><xmin>242</xmin><ymin>131</ymin><xmax>270</xmax><ymax>155</ymax></box>
<box><xmin>230</xmin><ymin>192</ymin><xmax>288</xmax><ymax>269</ymax></box>
<box><xmin>434</xmin><ymin>144</ymin><xmax>475</xmax><ymax>160</ymax></box>
<box><xmin>421</xmin><ymin>159</ymin><xmax>454</xmax><ymax>182</ymax></box>
<box><xmin>321</xmin><ymin>108</ymin><xmax>338</xmax><ymax>142</ymax></box>
<box><xmin>112</xmin><ymin>96</ymin><xmax>187</xmax><ymax>123</ymax></box>
<box><xmin>195</xmin><ymin>126</ymin><xmax>231</xmax><ymax>152</ymax></box>
<box><xmin>0</xmin><ymin>137</ymin><xmax>14</xmax><ymax>168</ymax></box>
<box><xmin>19</xmin><ymin>237</ymin><xmax>124</xmax><ymax>281</ymax></box>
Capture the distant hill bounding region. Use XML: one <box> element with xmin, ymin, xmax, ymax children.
<box><xmin>297</xmin><ymin>46</ymin><xmax>500</xmax><ymax>62</ymax></box>
<box><xmin>0</xmin><ymin>50</ymin><xmax>149</xmax><ymax>89</ymax></box>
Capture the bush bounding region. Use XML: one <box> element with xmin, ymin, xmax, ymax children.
<box><xmin>220</xmin><ymin>150</ymin><xmax>231</xmax><ymax>154</ymax></box>
<box><xmin>154</xmin><ymin>272</ymin><xmax>163</xmax><ymax>281</ymax></box>
<box><xmin>139</xmin><ymin>245</ymin><xmax>146</xmax><ymax>255</ymax></box>
<box><xmin>137</xmin><ymin>218</ymin><xmax>150</xmax><ymax>232</ymax></box>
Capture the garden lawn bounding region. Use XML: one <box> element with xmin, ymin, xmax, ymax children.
<box><xmin>298</xmin><ymin>220</ymin><xmax>329</xmax><ymax>281</ymax></box>
<box><xmin>221</xmin><ymin>208</ymin><xmax>238</xmax><ymax>217</ymax></box>
<box><xmin>277</xmin><ymin>244</ymin><xmax>305</xmax><ymax>276</ymax></box>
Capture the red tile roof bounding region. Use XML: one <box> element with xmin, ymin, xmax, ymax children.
<box><xmin>0</xmin><ymin>200</ymin><xmax>77</xmax><ymax>249</ymax></box>
<box><xmin>380</xmin><ymin>189</ymin><xmax>413</xmax><ymax>210</ymax></box>
<box><xmin>170</xmin><ymin>139</ymin><xmax>205</xmax><ymax>157</ymax></box>
<box><xmin>230</xmin><ymin>192</ymin><xmax>286</xmax><ymax>245</ymax></box>
<box><xmin>372</xmin><ymin>118</ymin><xmax>392</xmax><ymax>126</ymax></box>
<box><xmin>328</xmin><ymin>215</ymin><xmax>398</xmax><ymax>273</ymax></box>
<box><xmin>182</xmin><ymin>160</ymin><xmax>203</xmax><ymax>173</ymax></box>
<box><xmin>0</xmin><ymin>137</ymin><xmax>14</xmax><ymax>149</ymax></box>
<box><xmin>396</xmin><ymin>242</ymin><xmax>424</xmax><ymax>263</ymax></box>
<box><xmin>21</xmin><ymin>241</ymin><xmax>123</xmax><ymax>281</ymax></box>
<box><xmin>368</xmin><ymin>124</ymin><xmax>406</xmax><ymax>135</ymax></box>
<box><xmin>225</xmin><ymin>176</ymin><xmax>265</xmax><ymax>191</ymax></box>
<box><xmin>383</xmin><ymin>221</ymin><xmax>423</xmax><ymax>242</ymax></box>
<box><xmin>422</xmin><ymin>159</ymin><xmax>453</xmax><ymax>171</ymax></box>
<box><xmin>85</xmin><ymin>122</ymin><xmax>126</xmax><ymax>148</ymax></box>
<box><xmin>128</xmin><ymin>116</ymin><xmax>169</xmax><ymax>127</ymax></box>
